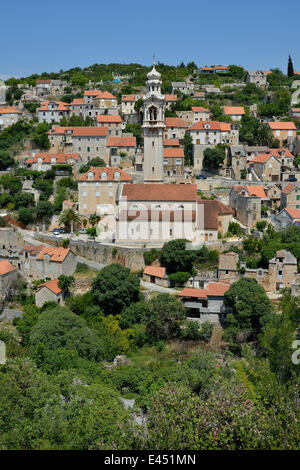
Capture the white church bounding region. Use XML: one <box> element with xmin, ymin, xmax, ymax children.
<box><xmin>116</xmin><ymin>64</ymin><xmax>202</xmax><ymax>246</ymax></box>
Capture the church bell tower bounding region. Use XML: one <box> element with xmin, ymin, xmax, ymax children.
<box><xmin>143</xmin><ymin>63</ymin><xmax>165</xmax><ymax>183</ymax></box>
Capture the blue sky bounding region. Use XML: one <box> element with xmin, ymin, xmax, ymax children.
<box><xmin>1</xmin><ymin>0</ymin><xmax>299</xmax><ymax>79</ymax></box>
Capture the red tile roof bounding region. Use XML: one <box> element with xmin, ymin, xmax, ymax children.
<box><xmin>38</xmin><ymin>101</ymin><xmax>70</xmax><ymax>111</ymax></box>
<box><xmin>36</xmin><ymin>79</ymin><xmax>51</xmax><ymax>84</ymax></box>
<box><xmin>78</xmin><ymin>166</ymin><xmax>132</xmax><ymax>182</ymax></box>
<box><xmin>270</xmin><ymin>148</ymin><xmax>293</xmax><ymax>158</ymax></box>
<box><xmin>48</xmin><ymin>126</ymin><xmax>108</xmax><ymax>137</ymax></box>
<box><xmin>223</xmin><ymin>106</ymin><xmax>245</xmax><ymax>115</ymax></box>
<box><xmin>189</xmin><ymin>120</ymin><xmax>231</xmax><ymax>131</ymax></box>
<box><xmin>165</xmin><ymin>117</ymin><xmax>188</xmax><ymax>128</ymax></box>
<box><xmin>269</xmin><ymin>121</ymin><xmax>296</xmax><ymax>130</ymax></box>
<box><xmin>163</xmin><ymin>138</ymin><xmax>180</xmax><ymax>147</ymax></box>
<box><xmin>206</xmin><ymin>282</ymin><xmax>230</xmax><ymax>296</ymax></box>
<box><xmin>282</xmin><ymin>184</ymin><xmax>296</xmax><ymax>195</ymax></box>
<box><xmin>179</xmin><ymin>288</ymin><xmax>207</xmax><ymax>298</ymax></box>
<box><xmin>107</xmin><ymin>136</ymin><xmax>136</xmax><ymax>147</ymax></box>
<box><xmin>26</xmin><ymin>153</ymin><xmax>79</xmax><ymax>164</ymax></box>
<box><xmin>192</xmin><ymin>106</ymin><xmax>210</xmax><ymax>112</ymax></box>
<box><xmin>285</xmin><ymin>208</ymin><xmax>300</xmax><ymax>219</ymax></box>
<box><xmin>0</xmin><ymin>106</ymin><xmax>21</xmax><ymax>114</ymax></box>
<box><xmin>121</xmin><ymin>94</ymin><xmax>142</xmax><ymax>102</ymax></box>
<box><xmin>198</xmin><ymin>199</ymin><xmax>233</xmax><ymax>230</ymax></box>
<box><xmin>121</xmin><ymin>184</ymin><xmax>197</xmax><ymax>202</ymax></box>
<box><xmin>143</xmin><ymin>266</ymin><xmax>166</xmax><ymax>278</ymax></box>
<box><xmin>249</xmin><ymin>153</ymin><xmax>273</xmax><ymax>164</ymax></box>
<box><xmin>37</xmin><ymin>278</ymin><xmax>62</xmax><ymax>295</ymax></box>
<box><xmin>19</xmin><ymin>244</ymin><xmax>45</xmax><ymax>256</ymax></box>
<box><xmin>163</xmin><ymin>148</ymin><xmax>184</xmax><ymax>158</ymax></box>
<box><xmin>36</xmin><ymin>246</ymin><xmax>71</xmax><ymax>263</ymax></box>
<box><xmin>164</xmin><ymin>94</ymin><xmax>177</xmax><ymax>101</ymax></box>
<box><xmin>233</xmin><ymin>185</ymin><xmax>267</xmax><ymax>198</ymax></box>
<box><xmin>0</xmin><ymin>260</ymin><xmax>17</xmax><ymax>276</ymax></box>
<box><xmin>97</xmin><ymin>91</ymin><xmax>117</xmax><ymax>100</ymax></box>
<box><xmin>96</xmin><ymin>115</ymin><xmax>122</xmax><ymax>123</ymax></box>
<box><xmin>84</xmin><ymin>90</ymin><xmax>101</xmax><ymax>97</ymax></box>
<box><xmin>71</xmin><ymin>98</ymin><xmax>84</xmax><ymax>105</ymax></box>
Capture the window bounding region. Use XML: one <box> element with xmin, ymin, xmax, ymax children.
<box><xmin>83</xmin><ymin>192</ymin><xmax>87</xmax><ymax>197</ymax></box>
<box><xmin>109</xmin><ymin>191</ymin><xmax>113</xmax><ymax>197</ymax></box>
<box><xmin>96</xmin><ymin>192</ymin><xmax>100</xmax><ymax>197</ymax></box>
<box><xmin>87</xmin><ymin>147</ymin><xmax>90</xmax><ymax>152</ymax></box>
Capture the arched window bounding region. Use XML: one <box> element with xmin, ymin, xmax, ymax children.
<box><xmin>149</xmin><ymin>106</ymin><xmax>157</xmax><ymax>121</ymax></box>
<box><xmin>88</xmin><ymin>171</ymin><xmax>94</xmax><ymax>180</ymax></box>
<box><xmin>101</xmin><ymin>171</ymin><xmax>107</xmax><ymax>180</ymax></box>
<box><xmin>114</xmin><ymin>171</ymin><xmax>120</xmax><ymax>180</ymax></box>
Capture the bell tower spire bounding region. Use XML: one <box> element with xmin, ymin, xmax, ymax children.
<box><xmin>143</xmin><ymin>63</ymin><xmax>165</xmax><ymax>183</ymax></box>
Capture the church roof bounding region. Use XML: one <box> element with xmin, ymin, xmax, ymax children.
<box><xmin>121</xmin><ymin>184</ymin><xmax>197</xmax><ymax>202</ymax></box>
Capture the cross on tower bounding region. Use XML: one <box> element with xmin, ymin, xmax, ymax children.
<box><xmin>152</xmin><ymin>53</ymin><xmax>156</xmax><ymax>65</ymax></box>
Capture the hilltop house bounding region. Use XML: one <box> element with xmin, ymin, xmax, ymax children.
<box><xmin>18</xmin><ymin>245</ymin><xmax>77</xmax><ymax>280</ymax></box>
<box><xmin>38</xmin><ymin>101</ymin><xmax>70</xmax><ymax>124</ymax></box>
<box><xmin>35</xmin><ymin>278</ymin><xmax>63</xmax><ymax>307</ymax></box>
<box><xmin>25</xmin><ymin>153</ymin><xmax>81</xmax><ymax>175</ymax></box>
<box><xmin>229</xmin><ymin>185</ymin><xmax>269</xmax><ymax>228</ymax></box>
<box><xmin>0</xmin><ymin>106</ymin><xmax>21</xmax><ymax>130</ymax></box>
<box><xmin>96</xmin><ymin>114</ymin><xmax>122</xmax><ymax>136</ymax></box>
<box><xmin>0</xmin><ymin>260</ymin><xmax>18</xmax><ymax>300</ymax></box>
<box><xmin>268</xmin><ymin>122</ymin><xmax>297</xmax><ymax>146</ymax></box>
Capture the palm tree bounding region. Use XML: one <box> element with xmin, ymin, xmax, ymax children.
<box><xmin>59</xmin><ymin>209</ymin><xmax>81</xmax><ymax>233</ymax></box>
<box><xmin>58</xmin><ymin>275</ymin><xmax>75</xmax><ymax>299</ymax></box>
<box><xmin>88</xmin><ymin>212</ymin><xmax>101</xmax><ymax>227</ymax></box>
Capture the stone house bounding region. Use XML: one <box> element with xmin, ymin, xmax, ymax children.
<box><xmin>22</xmin><ymin>180</ymin><xmax>40</xmax><ymax>203</ymax></box>
<box><xmin>163</xmin><ymin>138</ymin><xmax>180</xmax><ymax>148</ymax></box>
<box><xmin>244</xmin><ymin>146</ymin><xmax>270</xmax><ymax>163</ymax></box>
<box><xmin>48</xmin><ymin>126</ymin><xmax>108</xmax><ymax>163</ymax></box>
<box><xmin>35</xmin><ymin>278</ymin><xmax>63</xmax><ymax>307</ymax></box>
<box><xmin>121</xmin><ymin>94</ymin><xmax>142</xmax><ymax>115</ymax></box>
<box><xmin>188</xmin><ymin>121</ymin><xmax>238</xmax><ymax>146</ymax></box>
<box><xmin>280</xmin><ymin>184</ymin><xmax>300</xmax><ymax>210</ymax></box>
<box><xmin>228</xmin><ymin>145</ymin><xmax>247</xmax><ymax>179</ymax></box>
<box><xmin>0</xmin><ymin>227</ymin><xmax>19</xmax><ymax>263</ymax></box>
<box><xmin>265</xmin><ymin>185</ymin><xmax>281</xmax><ymax>209</ymax></box>
<box><xmin>83</xmin><ymin>90</ymin><xmax>102</xmax><ymax>104</ymax></box>
<box><xmin>268</xmin><ymin>122</ymin><xmax>297</xmax><ymax>146</ymax></box>
<box><xmin>244</xmin><ymin>250</ymin><xmax>300</xmax><ymax>293</ymax></box>
<box><xmin>163</xmin><ymin>147</ymin><xmax>184</xmax><ymax>177</ymax></box>
<box><xmin>176</xmin><ymin>111</ymin><xmax>194</xmax><ymax>126</ymax></box>
<box><xmin>179</xmin><ymin>281</ymin><xmax>231</xmax><ymax>324</ymax></box>
<box><xmin>78</xmin><ymin>166</ymin><xmax>132</xmax><ymax>215</ymax></box>
<box><xmin>0</xmin><ymin>260</ymin><xmax>18</xmax><ymax>299</ymax></box>
<box><xmin>38</xmin><ymin>101</ymin><xmax>70</xmax><ymax>124</ymax></box>
<box><xmin>171</xmin><ymin>81</ymin><xmax>194</xmax><ymax>95</ymax></box>
<box><xmin>25</xmin><ymin>153</ymin><xmax>81</xmax><ymax>175</ymax></box>
<box><xmin>217</xmin><ymin>252</ymin><xmax>240</xmax><ymax>282</ymax></box>
<box><xmin>106</xmin><ymin>136</ymin><xmax>136</xmax><ymax>160</ymax></box>
<box><xmin>164</xmin><ymin>117</ymin><xmax>188</xmax><ymax>140</ymax></box>
<box><xmin>35</xmin><ymin>79</ymin><xmax>51</xmax><ymax>97</ymax></box>
<box><xmin>18</xmin><ymin>245</ymin><xmax>77</xmax><ymax>280</ymax></box>
<box><xmin>192</xmin><ymin>106</ymin><xmax>210</xmax><ymax>123</ymax></box>
<box><xmin>223</xmin><ymin>106</ymin><xmax>245</xmax><ymax>122</ymax></box>
<box><xmin>249</xmin><ymin>153</ymin><xmax>281</xmax><ymax>182</ymax></box>
<box><xmin>96</xmin><ymin>114</ymin><xmax>122</xmax><ymax>136</ymax></box>
<box><xmin>164</xmin><ymin>94</ymin><xmax>177</xmax><ymax>110</ymax></box>
<box><xmin>198</xmin><ymin>199</ymin><xmax>234</xmax><ymax>241</ymax></box>
<box><xmin>229</xmin><ymin>185</ymin><xmax>268</xmax><ymax>228</ymax></box>
<box><xmin>143</xmin><ymin>266</ymin><xmax>169</xmax><ymax>287</ymax></box>
<box><xmin>0</xmin><ymin>106</ymin><xmax>21</xmax><ymax>130</ymax></box>
<box><xmin>275</xmin><ymin>207</ymin><xmax>300</xmax><ymax>230</ymax></box>
<box><xmin>246</xmin><ymin>71</ymin><xmax>267</xmax><ymax>87</ymax></box>
<box><xmin>93</xmin><ymin>91</ymin><xmax>118</xmax><ymax>112</ymax></box>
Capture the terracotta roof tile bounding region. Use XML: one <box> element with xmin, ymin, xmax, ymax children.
<box><xmin>163</xmin><ymin>138</ymin><xmax>179</xmax><ymax>147</ymax></box>
<box><xmin>165</xmin><ymin>117</ymin><xmax>188</xmax><ymax>128</ymax></box>
<box><xmin>84</xmin><ymin>90</ymin><xmax>102</xmax><ymax>97</ymax></box>
<box><xmin>36</xmin><ymin>247</ymin><xmax>70</xmax><ymax>263</ymax></box>
<box><xmin>270</xmin><ymin>148</ymin><xmax>293</xmax><ymax>158</ymax></box>
<box><xmin>198</xmin><ymin>199</ymin><xmax>233</xmax><ymax>230</ymax></box>
<box><xmin>96</xmin><ymin>115</ymin><xmax>122</xmax><ymax>123</ymax></box>
<box><xmin>78</xmin><ymin>166</ymin><xmax>131</xmax><ymax>182</ymax></box>
<box><xmin>179</xmin><ymin>288</ymin><xmax>207</xmax><ymax>298</ymax></box>
<box><xmin>26</xmin><ymin>153</ymin><xmax>79</xmax><ymax>164</ymax></box>
<box><xmin>249</xmin><ymin>153</ymin><xmax>273</xmax><ymax>164</ymax></box>
<box><xmin>121</xmin><ymin>184</ymin><xmax>197</xmax><ymax>202</ymax></box>
<box><xmin>38</xmin><ymin>101</ymin><xmax>70</xmax><ymax>111</ymax></box>
<box><xmin>107</xmin><ymin>136</ymin><xmax>136</xmax><ymax>147</ymax></box>
<box><xmin>0</xmin><ymin>106</ymin><xmax>21</xmax><ymax>114</ymax></box>
<box><xmin>233</xmin><ymin>185</ymin><xmax>267</xmax><ymax>198</ymax></box>
<box><xmin>282</xmin><ymin>184</ymin><xmax>296</xmax><ymax>195</ymax></box>
<box><xmin>285</xmin><ymin>208</ymin><xmax>300</xmax><ymax>219</ymax></box>
<box><xmin>143</xmin><ymin>266</ymin><xmax>166</xmax><ymax>278</ymax></box>
<box><xmin>163</xmin><ymin>148</ymin><xmax>184</xmax><ymax>158</ymax></box>
<box><xmin>206</xmin><ymin>282</ymin><xmax>230</xmax><ymax>296</ymax></box>
<box><xmin>192</xmin><ymin>106</ymin><xmax>210</xmax><ymax>112</ymax></box>
<box><xmin>48</xmin><ymin>126</ymin><xmax>108</xmax><ymax>137</ymax></box>
<box><xmin>71</xmin><ymin>98</ymin><xmax>84</xmax><ymax>105</ymax></box>
<box><xmin>97</xmin><ymin>91</ymin><xmax>117</xmax><ymax>100</ymax></box>
<box><xmin>0</xmin><ymin>260</ymin><xmax>17</xmax><ymax>276</ymax></box>
<box><xmin>189</xmin><ymin>120</ymin><xmax>231</xmax><ymax>131</ymax></box>
<box><xmin>37</xmin><ymin>278</ymin><xmax>62</xmax><ymax>295</ymax></box>
<box><xmin>268</xmin><ymin>121</ymin><xmax>296</xmax><ymax>130</ymax></box>
<box><xmin>164</xmin><ymin>94</ymin><xmax>178</xmax><ymax>101</ymax></box>
<box><xmin>223</xmin><ymin>106</ymin><xmax>245</xmax><ymax>115</ymax></box>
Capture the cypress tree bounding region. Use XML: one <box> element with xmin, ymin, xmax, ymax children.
<box><xmin>287</xmin><ymin>55</ymin><xmax>294</xmax><ymax>77</ymax></box>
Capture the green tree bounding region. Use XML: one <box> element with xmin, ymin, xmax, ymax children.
<box><xmin>144</xmin><ymin>293</ymin><xmax>185</xmax><ymax>340</ymax></box>
<box><xmin>91</xmin><ymin>263</ymin><xmax>140</xmax><ymax>315</ymax></box>
<box><xmin>183</xmin><ymin>133</ymin><xmax>193</xmax><ymax>165</ymax></box>
<box><xmin>59</xmin><ymin>208</ymin><xmax>81</xmax><ymax>233</ymax></box>
<box><xmin>160</xmin><ymin>239</ymin><xmax>195</xmax><ymax>274</ymax></box>
<box><xmin>288</xmin><ymin>54</ymin><xmax>294</xmax><ymax>77</ymax></box>
<box><xmin>35</xmin><ymin>200</ymin><xmax>54</xmax><ymax>222</ymax></box>
<box><xmin>0</xmin><ymin>150</ymin><xmax>15</xmax><ymax>170</ymax></box>
<box><xmin>58</xmin><ymin>275</ymin><xmax>75</xmax><ymax>299</ymax></box>
<box><xmin>18</xmin><ymin>207</ymin><xmax>34</xmax><ymax>226</ymax></box>
<box><xmin>224</xmin><ymin>278</ymin><xmax>274</xmax><ymax>351</ymax></box>
<box><xmin>203</xmin><ymin>144</ymin><xmax>226</xmax><ymax>168</ymax></box>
